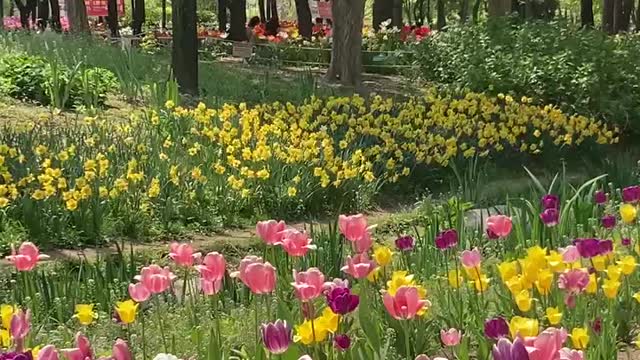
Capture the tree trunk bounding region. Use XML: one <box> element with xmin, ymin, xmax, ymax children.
<box><xmin>436</xmin><ymin>0</ymin><xmax>446</xmax><ymax>29</ymax></box>
<box><xmin>603</xmin><ymin>0</ymin><xmax>614</xmax><ymax>33</ymax></box>
<box><xmin>227</xmin><ymin>0</ymin><xmax>247</xmax><ymax>40</ymax></box>
<box><xmin>427</xmin><ymin>0</ymin><xmax>433</xmax><ymax>24</ymax></box>
<box><xmin>294</xmin><ymin>0</ymin><xmax>312</xmax><ymax>38</ymax></box>
<box><xmin>28</xmin><ymin>0</ymin><xmax>36</xmax><ymax>23</ymax></box>
<box><xmin>0</xmin><ymin>0</ymin><xmax>3</xmax><ymax>29</ymax></box>
<box><xmin>132</xmin><ymin>0</ymin><xmax>145</xmax><ymax>35</ymax></box>
<box><xmin>172</xmin><ymin>0</ymin><xmax>198</xmax><ymax>95</ymax></box>
<box><xmin>15</xmin><ymin>0</ymin><xmax>30</xmax><ymax>28</ymax></box>
<box><xmin>373</xmin><ymin>0</ymin><xmax>392</xmax><ymax>30</ymax></box>
<box><xmin>258</xmin><ymin>0</ymin><xmax>266</xmax><ymax>21</ymax></box>
<box><xmin>460</xmin><ymin>0</ymin><xmax>470</xmax><ymax>21</ymax></box>
<box><xmin>67</xmin><ymin>0</ymin><xmax>89</xmax><ymax>33</ymax></box>
<box><xmin>620</xmin><ymin>0</ymin><xmax>633</xmax><ymax>30</ymax></box>
<box><xmin>488</xmin><ymin>0</ymin><xmax>510</xmax><ymax>17</ymax></box>
<box><xmin>415</xmin><ymin>0</ymin><xmax>425</xmax><ymax>25</ymax></box>
<box><xmin>49</xmin><ymin>0</ymin><xmax>60</xmax><ymax>31</ymax></box>
<box><xmin>326</xmin><ymin>0</ymin><xmax>365</xmax><ymax>88</ymax></box>
<box><xmin>36</xmin><ymin>0</ymin><xmax>49</xmax><ymax>30</ymax></box>
<box><xmin>161</xmin><ymin>0</ymin><xmax>167</xmax><ymax>28</ymax></box>
<box><xmin>217</xmin><ymin>0</ymin><xmax>227</xmax><ymax>30</ymax></box>
<box><xmin>269</xmin><ymin>0</ymin><xmax>278</xmax><ymax>20</ymax></box>
<box><xmin>580</xmin><ymin>0</ymin><xmax>594</xmax><ymax>26</ymax></box>
<box><xmin>107</xmin><ymin>0</ymin><xmax>119</xmax><ymax>37</ymax></box>
<box><xmin>392</xmin><ymin>0</ymin><xmax>402</xmax><ymax>27</ymax></box>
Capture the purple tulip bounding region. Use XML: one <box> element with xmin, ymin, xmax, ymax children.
<box><xmin>0</xmin><ymin>353</ymin><xmax>32</xmax><ymax>360</ymax></box>
<box><xmin>492</xmin><ymin>337</ymin><xmax>529</xmax><ymax>360</ymax></box>
<box><xmin>261</xmin><ymin>320</ymin><xmax>292</xmax><ymax>354</ymax></box>
<box><xmin>435</xmin><ymin>229</ymin><xmax>458</xmax><ymax>250</ymax></box>
<box><xmin>334</xmin><ymin>334</ymin><xmax>351</xmax><ymax>350</ymax></box>
<box><xmin>594</xmin><ymin>190</ymin><xmax>607</xmax><ymax>205</ymax></box>
<box><xmin>592</xmin><ymin>317</ymin><xmax>602</xmax><ymax>335</ymax></box>
<box><xmin>326</xmin><ymin>287</ymin><xmax>359</xmax><ymax>315</ymax></box>
<box><xmin>484</xmin><ymin>317</ymin><xmax>509</xmax><ymax>340</ymax></box>
<box><xmin>622</xmin><ymin>185</ymin><xmax>640</xmax><ymax>203</ymax></box>
<box><xmin>486</xmin><ymin>228</ymin><xmax>499</xmax><ymax>240</ymax></box>
<box><xmin>539</xmin><ymin>208</ymin><xmax>559</xmax><ymax>227</ymax></box>
<box><xmin>574</xmin><ymin>238</ymin><xmax>602</xmax><ymax>258</ymax></box>
<box><xmin>622</xmin><ymin>238</ymin><xmax>632</xmax><ymax>246</ymax></box>
<box><xmin>598</xmin><ymin>239</ymin><xmax>613</xmax><ymax>255</ymax></box>
<box><xmin>601</xmin><ymin>215</ymin><xmax>616</xmax><ymax>229</ymax></box>
<box><xmin>541</xmin><ymin>194</ymin><xmax>559</xmax><ymax>210</ymax></box>
<box><xmin>395</xmin><ymin>235</ymin><xmax>414</xmax><ymax>251</ymax></box>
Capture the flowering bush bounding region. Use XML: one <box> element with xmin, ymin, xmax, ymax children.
<box><xmin>0</xmin><ymin>92</ymin><xmax>617</xmax><ymax>246</ymax></box>
<box><xmin>3</xmin><ymin>179</ymin><xmax>640</xmax><ymax>359</ymax></box>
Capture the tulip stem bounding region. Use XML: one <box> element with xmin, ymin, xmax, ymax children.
<box><xmin>141</xmin><ymin>309</ymin><xmax>148</xmax><ymax>360</ymax></box>
<box><xmin>255</xmin><ymin>295</ymin><xmax>260</xmax><ymax>355</ymax></box>
<box><xmin>402</xmin><ymin>321</ymin><xmax>411</xmax><ymax>360</ymax></box>
<box><xmin>154</xmin><ymin>296</ymin><xmax>169</xmax><ymax>353</ymax></box>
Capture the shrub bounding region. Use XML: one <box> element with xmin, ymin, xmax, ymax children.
<box><xmin>414</xmin><ymin>20</ymin><xmax>640</xmax><ymax>132</ymax></box>
<box><xmin>0</xmin><ymin>54</ymin><xmax>49</xmax><ymax>103</ymax></box>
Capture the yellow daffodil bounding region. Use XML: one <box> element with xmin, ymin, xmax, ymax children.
<box><xmin>545</xmin><ymin>307</ymin><xmax>562</xmax><ymax>325</ymax></box>
<box><xmin>515</xmin><ymin>290</ymin><xmax>533</xmax><ymax>312</ymax></box>
<box><xmin>373</xmin><ymin>246</ymin><xmax>393</xmax><ymax>267</ymax></box>
<box><xmin>115</xmin><ymin>300</ymin><xmax>138</xmax><ymax>324</ymax></box>
<box><xmin>570</xmin><ymin>327</ymin><xmax>590</xmax><ymax>349</ymax></box>
<box><xmin>620</xmin><ymin>204</ymin><xmax>637</xmax><ymax>224</ymax></box>
<box><xmin>74</xmin><ymin>304</ymin><xmax>97</xmax><ymax>326</ymax></box>
<box><xmin>509</xmin><ymin>316</ymin><xmax>539</xmax><ymax>338</ymax></box>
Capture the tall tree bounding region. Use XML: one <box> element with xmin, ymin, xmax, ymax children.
<box><xmin>67</xmin><ymin>0</ymin><xmax>89</xmax><ymax>33</ymax></box>
<box><xmin>373</xmin><ymin>0</ymin><xmax>392</xmax><ymax>30</ymax></box>
<box><xmin>392</xmin><ymin>0</ymin><xmax>402</xmax><ymax>27</ymax></box>
<box><xmin>580</xmin><ymin>0</ymin><xmax>594</xmax><ymax>26</ymax></box>
<box><xmin>106</xmin><ymin>0</ymin><xmax>119</xmax><ymax>37</ymax></box>
<box><xmin>14</xmin><ymin>0</ymin><xmax>32</xmax><ymax>28</ymax></box>
<box><xmin>49</xmin><ymin>0</ymin><xmax>60</xmax><ymax>31</ymax></box>
<box><xmin>161</xmin><ymin>0</ymin><xmax>167</xmax><ymax>28</ymax></box>
<box><xmin>603</xmin><ymin>0</ymin><xmax>614</xmax><ymax>32</ymax></box>
<box><xmin>488</xmin><ymin>0</ymin><xmax>510</xmax><ymax>17</ymax></box>
<box><xmin>294</xmin><ymin>0</ymin><xmax>312</xmax><ymax>38</ymax></box>
<box><xmin>459</xmin><ymin>0</ymin><xmax>470</xmax><ymax>21</ymax></box>
<box><xmin>36</xmin><ymin>0</ymin><xmax>49</xmax><ymax>30</ymax></box>
<box><xmin>217</xmin><ymin>0</ymin><xmax>228</xmax><ymax>31</ymax></box>
<box><xmin>258</xmin><ymin>0</ymin><xmax>266</xmax><ymax>21</ymax></box>
<box><xmin>131</xmin><ymin>0</ymin><xmax>145</xmax><ymax>35</ymax></box>
<box><xmin>326</xmin><ymin>0</ymin><xmax>365</xmax><ymax>88</ymax></box>
<box><xmin>172</xmin><ymin>0</ymin><xmax>198</xmax><ymax>95</ymax></box>
<box><xmin>0</xmin><ymin>0</ymin><xmax>4</xmax><ymax>29</ymax></box>
<box><xmin>227</xmin><ymin>0</ymin><xmax>247</xmax><ymax>40</ymax></box>
<box><xmin>436</xmin><ymin>0</ymin><xmax>446</xmax><ymax>29</ymax></box>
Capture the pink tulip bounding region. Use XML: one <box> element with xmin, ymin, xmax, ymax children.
<box><xmin>134</xmin><ymin>265</ymin><xmax>176</xmax><ymax>294</ymax></box>
<box><xmin>339</xmin><ymin>214</ymin><xmax>373</xmax><ymax>242</ymax></box>
<box><xmin>276</xmin><ymin>229</ymin><xmax>316</xmax><ymax>257</ymax></box>
<box><xmin>558</xmin><ymin>269</ymin><xmax>589</xmax><ymax>294</ymax></box>
<box><xmin>201</xmin><ymin>278</ymin><xmax>223</xmax><ymax>296</ymax></box>
<box><xmin>440</xmin><ymin>328</ymin><xmax>462</xmax><ymax>346</ymax></box>
<box><xmin>383</xmin><ymin>286</ymin><xmax>430</xmax><ymax>320</ymax></box>
<box><xmin>561</xmin><ymin>246</ymin><xmax>580</xmax><ymax>263</ymax></box>
<box><xmin>112</xmin><ymin>339</ymin><xmax>132</xmax><ymax>360</ymax></box>
<box><xmin>460</xmin><ymin>248</ymin><xmax>482</xmax><ymax>268</ymax></box>
<box><xmin>353</xmin><ymin>232</ymin><xmax>373</xmax><ymax>253</ymax></box>
<box><xmin>10</xmin><ymin>309</ymin><xmax>30</xmax><ymax>351</ymax></box>
<box><xmin>559</xmin><ymin>348</ymin><xmax>583</xmax><ymax>360</ymax></box>
<box><xmin>196</xmin><ymin>252</ymin><xmax>226</xmax><ymax>281</ymax></box>
<box><xmin>231</xmin><ymin>256</ymin><xmax>277</xmax><ymax>294</ymax></box>
<box><xmin>486</xmin><ymin>215</ymin><xmax>512</xmax><ymax>239</ymax></box>
<box><xmin>256</xmin><ymin>220</ymin><xmax>287</xmax><ymax>245</ymax></box>
<box><xmin>6</xmin><ymin>242</ymin><xmax>49</xmax><ymax>271</ymax></box>
<box><xmin>38</xmin><ymin>345</ymin><xmax>60</xmax><ymax>360</ymax></box>
<box><xmin>341</xmin><ymin>253</ymin><xmax>376</xmax><ymax>279</ymax></box>
<box><xmin>292</xmin><ymin>268</ymin><xmax>325</xmax><ymax>301</ymax></box>
<box><xmin>61</xmin><ymin>332</ymin><xmax>92</xmax><ymax>360</ymax></box>
<box><xmin>128</xmin><ymin>282</ymin><xmax>151</xmax><ymax>302</ymax></box>
<box><xmin>169</xmin><ymin>242</ymin><xmax>201</xmax><ymax>267</ymax></box>
<box><xmin>525</xmin><ymin>327</ymin><xmax>568</xmax><ymax>360</ymax></box>
<box><xmin>323</xmin><ymin>278</ymin><xmax>349</xmax><ymax>293</ymax></box>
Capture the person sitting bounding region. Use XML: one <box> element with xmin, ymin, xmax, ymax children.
<box><xmin>246</xmin><ymin>16</ymin><xmax>261</xmax><ymax>42</ymax></box>
<box><xmin>264</xmin><ymin>16</ymin><xmax>279</xmax><ymax>36</ymax></box>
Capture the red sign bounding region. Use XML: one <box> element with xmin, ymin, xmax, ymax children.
<box><xmin>85</xmin><ymin>0</ymin><xmax>125</xmax><ymax>17</ymax></box>
<box><xmin>317</xmin><ymin>1</ymin><xmax>332</xmax><ymax>19</ymax></box>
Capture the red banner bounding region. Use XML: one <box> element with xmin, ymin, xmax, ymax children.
<box><xmin>85</xmin><ymin>0</ymin><xmax>125</xmax><ymax>17</ymax></box>
<box><xmin>317</xmin><ymin>1</ymin><xmax>332</xmax><ymax>19</ymax></box>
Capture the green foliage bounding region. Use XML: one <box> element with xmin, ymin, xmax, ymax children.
<box><xmin>415</xmin><ymin>20</ymin><xmax>640</xmax><ymax>131</ymax></box>
<box><xmin>0</xmin><ymin>54</ymin><xmax>49</xmax><ymax>103</ymax></box>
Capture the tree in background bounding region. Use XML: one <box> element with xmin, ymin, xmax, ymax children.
<box><xmin>580</xmin><ymin>0</ymin><xmax>594</xmax><ymax>26</ymax></box>
<box><xmin>0</xmin><ymin>0</ymin><xmax>3</xmax><ymax>29</ymax></box>
<box><xmin>14</xmin><ymin>0</ymin><xmax>36</xmax><ymax>28</ymax></box>
<box><xmin>67</xmin><ymin>0</ymin><xmax>90</xmax><ymax>33</ymax></box>
<box><xmin>50</xmin><ymin>0</ymin><xmax>61</xmax><ymax>31</ymax></box>
<box><xmin>161</xmin><ymin>0</ymin><xmax>167</xmax><ymax>28</ymax></box>
<box><xmin>217</xmin><ymin>0</ymin><xmax>228</xmax><ymax>31</ymax></box>
<box><xmin>294</xmin><ymin>0</ymin><xmax>312</xmax><ymax>38</ymax></box>
<box><xmin>228</xmin><ymin>0</ymin><xmax>248</xmax><ymax>40</ymax></box>
<box><xmin>106</xmin><ymin>0</ymin><xmax>119</xmax><ymax>37</ymax></box>
<box><xmin>131</xmin><ymin>0</ymin><xmax>145</xmax><ymax>35</ymax></box>
<box><xmin>326</xmin><ymin>0</ymin><xmax>365</xmax><ymax>87</ymax></box>
<box><xmin>372</xmin><ymin>0</ymin><xmax>392</xmax><ymax>29</ymax></box>
<box><xmin>172</xmin><ymin>0</ymin><xmax>199</xmax><ymax>95</ymax></box>
<box><xmin>436</xmin><ymin>0</ymin><xmax>446</xmax><ymax>28</ymax></box>
<box><xmin>36</xmin><ymin>0</ymin><xmax>49</xmax><ymax>30</ymax></box>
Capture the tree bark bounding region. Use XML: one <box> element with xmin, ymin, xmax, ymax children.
<box><xmin>36</xmin><ymin>0</ymin><xmax>48</xmax><ymax>30</ymax></box>
<box><xmin>392</xmin><ymin>0</ymin><xmax>402</xmax><ymax>27</ymax></box>
<box><xmin>488</xmin><ymin>0</ymin><xmax>509</xmax><ymax>17</ymax></box>
<box><xmin>436</xmin><ymin>0</ymin><xmax>446</xmax><ymax>29</ymax></box>
<box><xmin>107</xmin><ymin>0</ymin><xmax>119</xmax><ymax>37</ymax></box>
<box><xmin>415</xmin><ymin>0</ymin><xmax>425</xmax><ymax>25</ymax></box>
<box><xmin>620</xmin><ymin>0</ymin><xmax>633</xmax><ymax>30</ymax></box>
<box><xmin>217</xmin><ymin>0</ymin><xmax>227</xmax><ymax>30</ymax></box>
<box><xmin>0</xmin><ymin>0</ymin><xmax>3</xmax><ymax>29</ymax></box>
<box><xmin>269</xmin><ymin>0</ymin><xmax>278</xmax><ymax>20</ymax></box>
<box><xmin>373</xmin><ymin>0</ymin><xmax>392</xmax><ymax>30</ymax></box>
<box><xmin>161</xmin><ymin>0</ymin><xmax>167</xmax><ymax>28</ymax></box>
<box><xmin>227</xmin><ymin>0</ymin><xmax>247</xmax><ymax>41</ymax></box>
<box><xmin>172</xmin><ymin>0</ymin><xmax>198</xmax><ymax>95</ymax></box>
<box><xmin>427</xmin><ymin>0</ymin><xmax>433</xmax><ymax>24</ymax></box>
<box><xmin>580</xmin><ymin>0</ymin><xmax>594</xmax><ymax>26</ymax></box>
<box><xmin>258</xmin><ymin>0</ymin><xmax>266</xmax><ymax>21</ymax></box>
<box><xmin>67</xmin><ymin>0</ymin><xmax>89</xmax><ymax>33</ymax></box>
<box><xmin>28</xmin><ymin>0</ymin><xmax>36</xmax><ymax>23</ymax></box>
<box><xmin>49</xmin><ymin>0</ymin><xmax>60</xmax><ymax>31</ymax></box>
<box><xmin>603</xmin><ymin>0</ymin><xmax>614</xmax><ymax>33</ymax></box>
<box><xmin>294</xmin><ymin>0</ymin><xmax>312</xmax><ymax>38</ymax></box>
<box><xmin>132</xmin><ymin>0</ymin><xmax>145</xmax><ymax>35</ymax></box>
<box><xmin>15</xmin><ymin>0</ymin><xmax>31</xmax><ymax>28</ymax></box>
<box><xmin>460</xmin><ymin>0</ymin><xmax>470</xmax><ymax>21</ymax></box>
<box><xmin>326</xmin><ymin>0</ymin><xmax>365</xmax><ymax>88</ymax></box>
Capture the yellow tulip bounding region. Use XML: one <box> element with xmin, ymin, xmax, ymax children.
<box><xmin>570</xmin><ymin>327</ymin><xmax>590</xmax><ymax>349</ymax></box>
<box><xmin>535</xmin><ymin>269</ymin><xmax>553</xmax><ymax>296</ymax></box>
<box><xmin>602</xmin><ymin>279</ymin><xmax>621</xmax><ymax>299</ymax></box>
<box><xmin>618</xmin><ymin>255</ymin><xmax>637</xmax><ymax>275</ymax></box>
<box><xmin>447</xmin><ymin>270</ymin><xmax>464</xmax><ymax>289</ymax></box>
<box><xmin>545</xmin><ymin>307</ymin><xmax>562</xmax><ymax>325</ymax></box>
<box><xmin>509</xmin><ymin>316</ymin><xmax>539</xmax><ymax>338</ymax></box>
<box><xmin>586</xmin><ymin>273</ymin><xmax>597</xmax><ymax>294</ymax></box>
<box><xmin>115</xmin><ymin>300</ymin><xmax>138</xmax><ymax>325</ymax></box>
<box><xmin>515</xmin><ymin>290</ymin><xmax>533</xmax><ymax>312</ymax></box>
<box><xmin>373</xmin><ymin>246</ymin><xmax>393</xmax><ymax>267</ymax></box>
<box><xmin>1</xmin><ymin>304</ymin><xmax>16</xmax><ymax>330</ymax></box>
<box><xmin>497</xmin><ymin>261</ymin><xmax>519</xmax><ymax>283</ymax></box>
<box><xmin>74</xmin><ymin>304</ymin><xmax>97</xmax><ymax>326</ymax></box>
<box><xmin>620</xmin><ymin>204</ymin><xmax>637</xmax><ymax>224</ymax></box>
<box><xmin>591</xmin><ymin>255</ymin><xmax>606</xmax><ymax>271</ymax></box>
<box><xmin>634</xmin><ymin>292</ymin><xmax>640</xmax><ymax>303</ymax></box>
